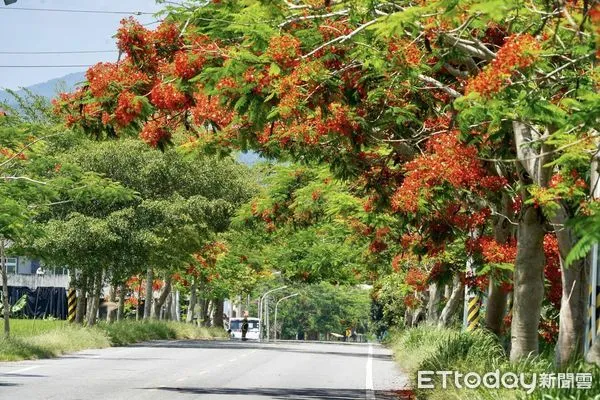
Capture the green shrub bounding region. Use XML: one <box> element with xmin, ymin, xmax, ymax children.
<box><xmin>0</xmin><ymin>326</ymin><xmax>109</xmax><ymax>361</ymax></box>
<box><xmin>1</xmin><ymin>319</ymin><xmax>227</xmax><ymax>361</ymax></box>
<box><xmin>389</xmin><ymin>326</ymin><xmax>600</xmax><ymax>400</ymax></box>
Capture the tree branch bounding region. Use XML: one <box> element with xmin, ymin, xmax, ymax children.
<box><xmin>417</xmin><ymin>74</ymin><xmax>462</xmax><ymax>98</ymax></box>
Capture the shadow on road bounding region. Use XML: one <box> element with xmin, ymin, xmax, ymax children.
<box><xmin>128</xmin><ymin>340</ymin><xmax>393</xmax><ymax>361</ymax></box>
<box><xmin>0</xmin><ymin>374</ymin><xmax>45</xmax><ymax>378</ymax></box>
<box><xmin>150</xmin><ymin>386</ymin><xmax>414</xmax><ymax>399</ymax></box>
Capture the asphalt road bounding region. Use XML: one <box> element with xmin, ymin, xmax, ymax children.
<box><xmin>0</xmin><ymin>340</ymin><xmax>410</xmax><ymax>400</ymax></box>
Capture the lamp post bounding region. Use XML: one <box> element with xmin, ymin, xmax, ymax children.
<box><xmin>274</xmin><ymin>293</ymin><xmax>298</xmax><ymax>342</ymax></box>
<box><xmin>258</xmin><ymin>285</ymin><xmax>287</xmax><ymax>342</ymax></box>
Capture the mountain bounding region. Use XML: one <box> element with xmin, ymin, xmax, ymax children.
<box><xmin>0</xmin><ymin>71</ymin><xmax>86</xmax><ymax>106</ymax></box>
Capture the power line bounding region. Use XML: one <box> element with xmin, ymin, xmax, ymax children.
<box><xmin>0</xmin><ymin>50</ymin><xmax>117</xmax><ymax>54</ymax></box>
<box><xmin>0</xmin><ymin>64</ymin><xmax>92</xmax><ymax>68</ymax></box>
<box><xmin>0</xmin><ymin>7</ymin><xmax>155</xmax><ymax>15</ymax></box>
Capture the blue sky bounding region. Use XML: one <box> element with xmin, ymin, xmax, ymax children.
<box><xmin>0</xmin><ymin>0</ymin><xmax>164</xmax><ymax>90</ymax></box>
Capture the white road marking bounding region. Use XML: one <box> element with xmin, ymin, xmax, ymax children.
<box><xmin>228</xmin><ymin>358</ymin><xmax>238</xmax><ymax>362</ymax></box>
<box><xmin>366</xmin><ymin>344</ymin><xmax>375</xmax><ymax>400</ymax></box>
<box><xmin>198</xmin><ymin>370</ymin><xmax>208</xmax><ymax>375</ymax></box>
<box><xmin>176</xmin><ymin>377</ymin><xmax>186</xmax><ymax>382</ymax></box>
<box><xmin>3</xmin><ymin>366</ymin><xmax>39</xmax><ymax>375</ymax></box>
<box><xmin>216</xmin><ymin>364</ymin><xmax>224</xmax><ymax>368</ymax></box>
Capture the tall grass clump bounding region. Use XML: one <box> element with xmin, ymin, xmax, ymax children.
<box><xmin>389</xmin><ymin>326</ymin><xmax>600</xmax><ymax>400</ymax></box>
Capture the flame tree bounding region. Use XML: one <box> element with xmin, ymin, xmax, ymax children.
<box><xmin>54</xmin><ymin>0</ymin><xmax>600</xmax><ymax>364</ymax></box>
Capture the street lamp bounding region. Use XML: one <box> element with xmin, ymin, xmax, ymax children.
<box><xmin>274</xmin><ymin>293</ymin><xmax>298</xmax><ymax>342</ymax></box>
<box><xmin>258</xmin><ymin>285</ymin><xmax>287</xmax><ymax>342</ymax></box>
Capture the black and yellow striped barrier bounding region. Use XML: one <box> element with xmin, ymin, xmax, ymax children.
<box><xmin>466</xmin><ymin>295</ymin><xmax>481</xmax><ymax>332</ymax></box>
<box><xmin>67</xmin><ymin>288</ymin><xmax>77</xmax><ymax>322</ymax></box>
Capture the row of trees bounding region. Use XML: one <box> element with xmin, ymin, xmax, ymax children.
<box><xmin>54</xmin><ymin>0</ymin><xmax>600</xmax><ymax>365</ymax></box>
<box><xmin>0</xmin><ymin>92</ymin><xmax>261</xmax><ymax>334</ymax></box>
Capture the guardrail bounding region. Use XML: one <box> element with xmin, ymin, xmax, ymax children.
<box><xmin>0</xmin><ymin>273</ymin><xmax>69</xmax><ymax>289</ymax></box>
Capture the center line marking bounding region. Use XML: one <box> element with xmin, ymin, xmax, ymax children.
<box><xmin>229</xmin><ymin>358</ymin><xmax>238</xmax><ymax>362</ymax></box>
<box><xmin>366</xmin><ymin>344</ymin><xmax>375</xmax><ymax>400</ymax></box>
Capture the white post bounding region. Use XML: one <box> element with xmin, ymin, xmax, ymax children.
<box><xmin>258</xmin><ymin>286</ymin><xmax>287</xmax><ymax>342</ymax></box>
<box><xmin>274</xmin><ymin>293</ymin><xmax>299</xmax><ymax>342</ymax></box>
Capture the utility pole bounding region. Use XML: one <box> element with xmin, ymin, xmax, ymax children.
<box><xmin>258</xmin><ymin>285</ymin><xmax>287</xmax><ymax>342</ymax></box>
<box><xmin>274</xmin><ymin>293</ymin><xmax>298</xmax><ymax>342</ymax></box>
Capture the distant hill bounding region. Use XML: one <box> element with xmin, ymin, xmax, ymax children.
<box><xmin>0</xmin><ymin>71</ymin><xmax>86</xmax><ymax>106</ymax></box>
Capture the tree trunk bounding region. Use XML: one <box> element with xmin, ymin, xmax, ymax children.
<box><xmin>444</xmin><ymin>284</ymin><xmax>451</xmax><ymax>300</ymax></box>
<box><xmin>212</xmin><ymin>298</ymin><xmax>224</xmax><ymax>328</ymax></box>
<box><xmin>86</xmin><ymin>272</ymin><xmax>103</xmax><ymax>327</ymax></box>
<box><xmin>586</xmin><ymin>334</ymin><xmax>600</xmax><ymax>366</ymax></box>
<box><xmin>510</xmin><ymin>205</ymin><xmax>546</xmax><ymax>361</ymax></box>
<box><xmin>438</xmin><ymin>274</ymin><xmax>464</xmax><ymax>327</ymax></box>
<box><xmin>510</xmin><ymin>121</ymin><xmax>552</xmax><ymax>362</ymax></box>
<box><xmin>136</xmin><ymin>276</ymin><xmax>142</xmax><ymax>321</ymax></box>
<box><xmin>486</xmin><ymin>194</ymin><xmax>513</xmax><ymax>335</ymax></box>
<box><xmin>164</xmin><ymin>292</ymin><xmax>173</xmax><ymax>321</ymax></box>
<box><xmin>75</xmin><ymin>273</ymin><xmax>87</xmax><ymax>324</ymax></box>
<box><xmin>552</xmin><ymin>206</ymin><xmax>588</xmax><ymax>366</ymax></box>
<box><xmin>186</xmin><ymin>277</ymin><xmax>198</xmax><ymax>323</ymax></box>
<box><xmin>144</xmin><ymin>267</ymin><xmax>154</xmax><ymax>320</ymax></box>
<box><xmin>152</xmin><ymin>275</ymin><xmax>172</xmax><ymax>319</ymax></box>
<box><xmin>404</xmin><ymin>308</ymin><xmax>413</xmax><ymax>328</ymax></box>
<box><xmin>107</xmin><ymin>284</ymin><xmax>117</xmax><ymax>323</ymax></box>
<box><xmin>117</xmin><ymin>283</ymin><xmax>125</xmax><ymax>322</ymax></box>
<box><xmin>1</xmin><ymin>239</ymin><xmax>10</xmax><ymax>338</ymax></box>
<box><xmin>426</xmin><ymin>283</ymin><xmax>442</xmax><ymax>324</ymax></box>
<box><xmin>203</xmin><ymin>300</ymin><xmax>213</xmax><ymax>327</ymax></box>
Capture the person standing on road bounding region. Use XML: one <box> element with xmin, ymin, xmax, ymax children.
<box><xmin>241</xmin><ymin>311</ymin><xmax>249</xmax><ymax>341</ymax></box>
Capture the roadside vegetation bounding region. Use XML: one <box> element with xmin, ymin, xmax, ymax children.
<box><xmin>0</xmin><ymin>319</ymin><xmax>225</xmax><ymax>361</ymax></box>
<box><xmin>390</xmin><ymin>327</ymin><xmax>600</xmax><ymax>400</ymax></box>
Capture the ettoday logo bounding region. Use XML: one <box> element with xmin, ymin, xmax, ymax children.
<box><xmin>417</xmin><ymin>370</ymin><xmax>593</xmax><ymax>394</ymax></box>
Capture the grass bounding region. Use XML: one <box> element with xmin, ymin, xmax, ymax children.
<box><xmin>0</xmin><ymin>319</ymin><xmax>227</xmax><ymax>361</ymax></box>
<box><xmin>389</xmin><ymin>326</ymin><xmax>600</xmax><ymax>400</ymax></box>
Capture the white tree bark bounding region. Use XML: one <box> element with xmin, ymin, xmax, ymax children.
<box><xmin>438</xmin><ymin>275</ymin><xmax>465</xmax><ymax>327</ymax></box>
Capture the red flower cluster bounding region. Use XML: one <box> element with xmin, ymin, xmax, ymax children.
<box><xmin>174</xmin><ymin>50</ymin><xmax>205</xmax><ymax>79</ymax></box>
<box><xmin>539</xmin><ymin>319</ymin><xmax>559</xmax><ymax>344</ymax></box>
<box><xmin>266</xmin><ymin>35</ymin><xmax>302</xmax><ymax>69</ymax></box>
<box><xmin>406</xmin><ymin>267</ymin><xmax>428</xmax><ymax>291</ymax></box>
<box><xmin>479</xmin><ymin>236</ymin><xmax>517</xmax><ymax>264</ymax></box>
<box><xmin>190</xmin><ymin>92</ymin><xmax>234</xmax><ymax>129</ymax></box>
<box><xmin>466</xmin><ymin>34</ymin><xmax>540</xmax><ymax>96</ymax></box>
<box><xmin>463</xmin><ymin>271</ymin><xmax>489</xmax><ymax>292</ymax></box>
<box><xmin>150</xmin><ymin>83</ymin><xmax>188</xmax><ymax>110</ymax></box>
<box><xmin>543</xmin><ymin>234</ymin><xmax>562</xmax><ymax>310</ymax></box>
<box><xmin>391</xmin><ymin>131</ymin><xmax>505</xmax><ymax>213</ymax></box>
<box><xmin>316</xmin><ymin>103</ymin><xmax>359</xmax><ymax>137</ymax></box>
<box><xmin>116</xmin><ymin>17</ymin><xmax>155</xmax><ymax>64</ymax></box>
<box><xmin>115</xmin><ymin>91</ymin><xmax>143</xmax><ymax>126</ymax></box>
<box><xmin>153</xmin><ymin>22</ymin><xmax>182</xmax><ymax>57</ymax></box>
<box><xmin>139</xmin><ymin>118</ymin><xmax>171</xmax><ymax>147</ymax></box>
<box><xmin>85</xmin><ymin>61</ymin><xmax>150</xmax><ymax>98</ymax></box>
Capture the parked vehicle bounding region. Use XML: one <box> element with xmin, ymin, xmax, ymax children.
<box><xmin>228</xmin><ymin>317</ymin><xmax>260</xmax><ymax>340</ymax></box>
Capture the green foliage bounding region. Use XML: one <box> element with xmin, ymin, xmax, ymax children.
<box><xmin>390</xmin><ymin>327</ymin><xmax>600</xmax><ymax>400</ymax></box>
<box><xmin>0</xmin><ymin>294</ymin><xmax>27</xmax><ymax>316</ymax></box>
<box><xmin>273</xmin><ymin>282</ymin><xmax>371</xmax><ymax>339</ymax></box>
<box><xmin>0</xmin><ymin>319</ymin><xmax>226</xmax><ymax>361</ymax></box>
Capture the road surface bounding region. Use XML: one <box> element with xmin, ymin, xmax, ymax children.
<box><xmin>0</xmin><ymin>340</ymin><xmax>410</xmax><ymax>399</ymax></box>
